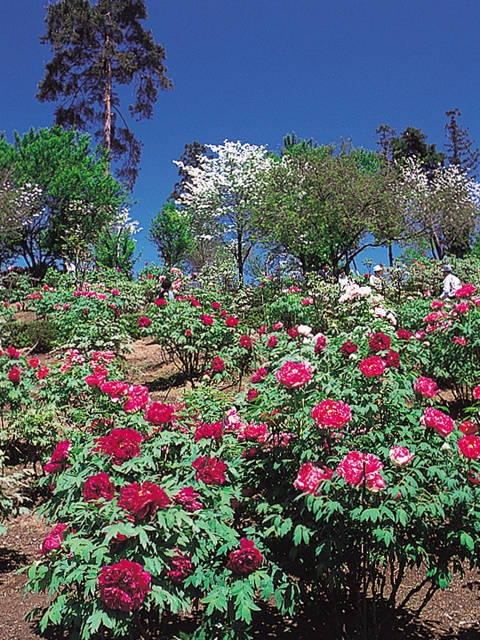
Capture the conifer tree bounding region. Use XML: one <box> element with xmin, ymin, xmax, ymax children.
<box><xmin>445</xmin><ymin>108</ymin><xmax>480</xmax><ymax>179</ymax></box>
<box><xmin>37</xmin><ymin>0</ymin><xmax>173</xmax><ymax>188</ymax></box>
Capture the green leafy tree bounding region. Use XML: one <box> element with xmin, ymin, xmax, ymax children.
<box><xmin>0</xmin><ymin>126</ymin><xmax>123</xmax><ymax>277</ymax></box>
<box><xmin>149</xmin><ymin>202</ymin><xmax>195</xmax><ymax>268</ymax></box>
<box><xmin>256</xmin><ymin>142</ymin><xmax>400</xmax><ymax>275</ymax></box>
<box><xmin>37</xmin><ymin>0</ymin><xmax>173</xmax><ymax>188</ymax></box>
<box><xmin>95</xmin><ymin>209</ymin><xmax>139</xmax><ymax>273</ymax></box>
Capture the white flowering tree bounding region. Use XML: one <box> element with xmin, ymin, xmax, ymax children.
<box><xmin>174</xmin><ymin>140</ymin><xmax>272</xmax><ymax>283</ymax></box>
<box><xmin>397</xmin><ymin>158</ymin><xmax>480</xmax><ymax>259</ymax></box>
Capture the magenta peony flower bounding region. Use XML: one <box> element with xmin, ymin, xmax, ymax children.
<box><xmin>192</xmin><ymin>456</ymin><xmax>228</xmax><ymax>485</ymax></box>
<box><xmin>389</xmin><ymin>446</ymin><xmax>414</xmax><ymax>466</ymax></box>
<box><xmin>44</xmin><ymin>440</ymin><xmax>71</xmax><ymax>474</ymax></box>
<box><xmin>414</xmin><ymin>376</ymin><xmax>438</xmax><ymax>398</ymax></box>
<box><xmin>359</xmin><ymin>356</ymin><xmax>386</xmax><ymax>378</ymax></box>
<box><xmin>98</xmin><ymin>559</ymin><xmax>151</xmax><ymax>612</ymax></box>
<box><xmin>294</xmin><ymin>462</ymin><xmax>333</xmax><ymax>494</ymax></box>
<box><xmin>94</xmin><ymin>428</ymin><xmax>143</xmax><ymax>465</ymax></box>
<box><xmin>173</xmin><ymin>486</ymin><xmax>203</xmax><ymax>512</ymax></box>
<box><xmin>144</xmin><ymin>401</ymin><xmax>175</xmax><ymax>426</ymax></box>
<box><xmin>275</xmin><ymin>361</ymin><xmax>313</xmax><ymax>388</ymax></box>
<box><xmin>40</xmin><ymin>523</ymin><xmax>67</xmax><ymax>554</ymax></box>
<box><xmin>458</xmin><ymin>435</ymin><xmax>480</xmax><ymax>459</ymax></box>
<box><xmin>118</xmin><ymin>481</ymin><xmax>170</xmax><ymax>520</ymax></box>
<box><xmin>226</xmin><ymin>538</ymin><xmax>263</xmax><ymax>575</ymax></box>
<box><xmin>420</xmin><ymin>407</ymin><xmax>455</xmax><ymax>437</ymax></box>
<box><xmin>311</xmin><ymin>399</ymin><xmax>352</xmax><ymax>430</ymax></box>
<box><xmin>336</xmin><ymin>451</ymin><xmax>385</xmax><ymax>492</ymax></box>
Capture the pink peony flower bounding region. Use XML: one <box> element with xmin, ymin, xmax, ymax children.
<box><xmin>414</xmin><ymin>376</ymin><xmax>438</xmax><ymax>398</ymax></box>
<box><xmin>359</xmin><ymin>356</ymin><xmax>386</xmax><ymax>378</ymax></box>
<box><xmin>294</xmin><ymin>462</ymin><xmax>333</xmax><ymax>494</ymax></box>
<box><xmin>389</xmin><ymin>446</ymin><xmax>414</xmax><ymax>466</ymax></box>
<box><xmin>458</xmin><ymin>435</ymin><xmax>480</xmax><ymax>459</ymax></box>
<box><xmin>275</xmin><ymin>361</ymin><xmax>313</xmax><ymax>388</ymax></box>
<box><xmin>311</xmin><ymin>399</ymin><xmax>352</xmax><ymax>430</ymax></box>
<box><xmin>421</xmin><ymin>407</ymin><xmax>455</xmax><ymax>437</ymax></box>
<box><xmin>336</xmin><ymin>451</ymin><xmax>385</xmax><ymax>492</ymax></box>
<box><xmin>40</xmin><ymin>523</ymin><xmax>67</xmax><ymax>554</ymax></box>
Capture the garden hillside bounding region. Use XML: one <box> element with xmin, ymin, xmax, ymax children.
<box><xmin>2</xmin><ymin>259</ymin><xmax>480</xmax><ymax>639</ymax></box>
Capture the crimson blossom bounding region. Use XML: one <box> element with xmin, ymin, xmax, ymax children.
<box><xmin>420</xmin><ymin>407</ymin><xmax>455</xmax><ymax>437</ymax></box>
<box><xmin>192</xmin><ymin>456</ymin><xmax>228</xmax><ymax>485</ymax></box>
<box><xmin>98</xmin><ymin>559</ymin><xmax>151</xmax><ymax>612</ymax></box>
<box><xmin>340</xmin><ymin>340</ymin><xmax>358</xmax><ymax>356</ymax></box>
<box><xmin>40</xmin><ymin>523</ymin><xmax>67</xmax><ymax>554</ymax></box>
<box><xmin>166</xmin><ymin>550</ymin><xmax>193</xmax><ymax>583</ymax></box>
<box><xmin>83</xmin><ymin>472</ymin><xmax>115</xmax><ymax>502</ymax></box>
<box><xmin>336</xmin><ymin>451</ymin><xmax>385</xmax><ymax>492</ymax></box>
<box><xmin>455</xmin><ymin>283</ymin><xmax>477</xmax><ymax>298</ymax></box>
<box><xmin>458</xmin><ymin>435</ymin><xmax>480</xmax><ymax>459</ymax></box>
<box><xmin>118</xmin><ymin>481</ymin><xmax>170</xmax><ymax>520</ymax></box>
<box><xmin>193</xmin><ymin>421</ymin><xmax>223</xmax><ymax>442</ymax></box>
<box><xmin>239</xmin><ymin>334</ymin><xmax>252</xmax><ymax>348</ymax></box>
<box><xmin>211</xmin><ymin>356</ymin><xmax>225</xmax><ymax>373</ymax></box>
<box><xmin>294</xmin><ymin>462</ymin><xmax>333</xmax><ymax>494</ymax></box>
<box><xmin>414</xmin><ymin>376</ymin><xmax>438</xmax><ymax>398</ymax></box>
<box><xmin>275</xmin><ymin>360</ymin><xmax>313</xmax><ymax>388</ymax></box>
<box><xmin>251</xmin><ymin>367</ymin><xmax>268</xmax><ymax>383</ymax></box>
<box><xmin>7</xmin><ymin>366</ymin><xmax>21</xmax><ymax>384</ymax></box>
<box><xmin>173</xmin><ymin>486</ymin><xmax>203</xmax><ymax>512</ymax></box>
<box><xmin>359</xmin><ymin>356</ymin><xmax>386</xmax><ymax>378</ymax></box>
<box><xmin>311</xmin><ymin>399</ymin><xmax>352</xmax><ymax>430</ymax></box>
<box><xmin>226</xmin><ymin>538</ymin><xmax>263</xmax><ymax>575</ymax></box>
<box><xmin>368</xmin><ymin>332</ymin><xmax>391</xmax><ymax>352</ymax></box>
<box><xmin>137</xmin><ymin>316</ymin><xmax>151</xmax><ymax>328</ymax></box>
<box><xmin>144</xmin><ymin>401</ymin><xmax>175</xmax><ymax>426</ymax></box>
<box><xmin>44</xmin><ymin>439</ymin><xmax>71</xmax><ymax>474</ymax></box>
<box><xmin>94</xmin><ymin>428</ymin><xmax>143</xmax><ymax>465</ymax></box>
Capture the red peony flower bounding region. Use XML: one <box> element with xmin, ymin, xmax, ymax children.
<box><xmin>247</xmin><ymin>388</ymin><xmax>259</xmax><ymax>401</ymax></box>
<box><xmin>225</xmin><ymin>316</ymin><xmax>239</xmax><ymax>327</ymax></box>
<box><xmin>200</xmin><ymin>314</ymin><xmax>214</xmax><ymax>325</ymax></box>
<box><xmin>294</xmin><ymin>462</ymin><xmax>333</xmax><ymax>494</ymax></box>
<box><xmin>44</xmin><ymin>440</ymin><xmax>71</xmax><ymax>474</ymax></box>
<box><xmin>154</xmin><ymin>297</ymin><xmax>168</xmax><ymax>306</ymax></box>
<box><xmin>359</xmin><ymin>356</ymin><xmax>386</xmax><ymax>378</ymax></box>
<box><xmin>340</xmin><ymin>340</ymin><xmax>358</xmax><ymax>356</ymax></box>
<box><xmin>37</xmin><ymin>366</ymin><xmax>49</xmax><ymax>379</ymax></box>
<box><xmin>192</xmin><ymin>456</ymin><xmax>228</xmax><ymax>485</ymax></box>
<box><xmin>83</xmin><ymin>472</ymin><xmax>115</xmax><ymax>502</ymax></box>
<box><xmin>211</xmin><ymin>356</ymin><xmax>225</xmax><ymax>373</ymax></box>
<box><xmin>458</xmin><ymin>435</ymin><xmax>480</xmax><ymax>459</ymax></box>
<box><xmin>166</xmin><ymin>550</ymin><xmax>193</xmax><ymax>583</ymax></box>
<box><xmin>473</xmin><ymin>385</ymin><xmax>480</xmax><ymax>400</ymax></box>
<box><xmin>368</xmin><ymin>332</ymin><xmax>391</xmax><ymax>352</ymax></box>
<box><xmin>118</xmin><ymin>481</ymin><xmax>170</xmax><ymax>519</ymax></box>
<box><xmin>421</xmin><ymin>407</ymin><xmax>455</xmax><ymax>437</ymax></box>
<box><xmin>287</xmin><ymin>327</ymin><xmax>299</xmax><ymax>338</ymax></box>
<box><xmin>455</xmin><ymin>283</ymin><xmax>477</xmax><ymax>298</ymax></box>
<box><xmin>311</xmin><ymin>399</ymin><xmax>352</xmax><ymax>429</ymax></box>
<box><xmin>39</xmin><ymin>523</ymin><xmax>67</xmax><ymax>554</ymax></box>
<box><xmin>226</xmin><ymin>538</ymin><xmax>263</xmax><ymax>575</ymax></box>
<box><xmin>267</xmin><ymin>335</ymin><xmax>278</xmax><ymax>348</ymax></box>
<box><xmin>98</xmin><ymin>559</ymin><xmax>151</xmax><ymax>612</ymax></box>
<box><xmin>95</xmin><ymin>428</ymin><xmax>143</xmax><ymax>465</ymax></box>
<box><xmin>194</xmin><ymin>421</ymin><xmax>223</xmax><ymax>442</ymax></box>
<box><xmin>385</xmin><ymin>349</ymin><xmax>400</xmax><ymax>368</ymax></box>
<box><xmin>237</xmin><ymin>422</ymin><xmax>268</xmax><ymax>442</ymax></box>
<box><xmin>314</xmin><ymin>334</ymin><xmax>327</xmax><ymax>354</ymax></box>
<box><xmin>251</xmin><ymin>367</ymin><xmax>268</xmax><ymax>383</ymax></box>
<box><xmin>239</xmin><ymin>334</ymin><xmax>252</xmax><ymax>348</ymax></box>
<box><xmin>211</xmin><ymin>301</ymin><xmax>221</xmax><ymax>310</ymax></box>
<box><xmin>6</xmin><ymin>346</ymin><xmax>20</xmax><ymax>359</ymax></box>
<box><xmin>8</xmin><ymin>366</ymin><xmax>21</xmax><ymax>384</ymax></box>
<box><xmin>173</xmin><ymin>486</ymin><xmax>203</xmax><ymax>512</ymax></box>
<box><xmin>336</xmin><ymin>451</ymin><xmax>385</xmax><ymax>491</ymax></box>
<box><xmin>414</xmin><ymin>376</ymin><xmax>438</xmax><ymax>398</ymax></box>
<box><xmin>144</xmin><ymin>402</ymin><xmax>175</xmax><ymax>426</ymax></box>
<box><xmin>396</xmin><ymin>328</ymin><xmax>413</xmax><ymax>341</ymax></box>
<box><xmin>137</xmin><ymin>316</ymin><xmax>151</xmax><ymax>328</ymax></box>
<box><xmin>275</xmin><ymin>361</ymin><xmax>313</xmax><ymax>388</ymax></box>
<box><xmin>28</xmin><ymin>357</ymin><xmax>40</xmax><ymax>368</ymax></box>
<box><xmin>459</xmin><ymin>420</ymin><xmax>478</xmax><ymax>435</ymax></box>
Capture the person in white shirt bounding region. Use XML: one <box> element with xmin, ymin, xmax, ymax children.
<box><xmin>440</xmin><ymin>264</ymin><xmax>461</xmax><ymax>299</ymax></box>
<box><xmin>369</xmin><ymin>264</ymin><xmax>384</xmax><ymax>291</ymax></box>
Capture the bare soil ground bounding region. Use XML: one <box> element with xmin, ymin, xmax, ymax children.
<box><xmin>0</xmin><ymin>338</ymin><xmax>479</xmax><ymax>639</ymax></box>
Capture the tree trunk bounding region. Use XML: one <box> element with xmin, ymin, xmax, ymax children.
<box><xmin>103</xmin><ymin>34</ymin><xmax>112</xmax><ymax>171</ymax></box>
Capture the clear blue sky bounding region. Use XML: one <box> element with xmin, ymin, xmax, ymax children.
<box><xmin>1</xmin><ymin>0</ymin><xmax>480</xmax><ymax>270</ymax></box>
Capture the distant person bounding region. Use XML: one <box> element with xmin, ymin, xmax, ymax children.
<box><xmin>369</xmin><ymin>264</ymin><xmax>384</xmax><ymax>291</ymax></box>
<box><xmin>159</xmin><ymin>276</ymin><xmax>174</xmax><ymax>300</ymax></box>
<box><xmin>338</xmin><ymin>268</ymin><xmax>351</xmax><ymax>290</ymax></box>
<box><xmin>319</xmin><ymin>262</ymin><xmax>332</xmax><ymax>283</ymax></box>
<box><xmin>440</xmin><ymin>264</ymin><xmax>461</xmax><ymax>299</ymax></box>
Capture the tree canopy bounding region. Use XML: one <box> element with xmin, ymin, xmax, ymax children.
<box><xmin>37</xmin><ymin>0</ymin><xmax>173</xmax><ymax>188</ymax></box>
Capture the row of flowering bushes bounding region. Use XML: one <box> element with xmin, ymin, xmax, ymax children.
<box><xmin>1</xmin><ymin>262</ymin><xmax>480</xmax><ymax>638</ymax></box>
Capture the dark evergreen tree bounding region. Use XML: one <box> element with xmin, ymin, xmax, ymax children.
<box><xmin>37</xmin><ymin>0</ymin><xmax>173</xmax><ymax>188</ymax></box>
<box><xmin>390</xmin><ymin>127</ymin><xmax>445</xmax><ymax>173</ymax></box>
<box><xmin>169</xmin><ymin>142</ymin><xmax>210</xmax><ymax>202</ymax></box>
<box><xmin>375</xmin><ymin>124</ymin><xmax>396</xmax><ymax>165</ymax></box>
<box><xmin>445</xmin><ymin>108</ymin><xmax>480</xmax><ymax>179</ymax></box>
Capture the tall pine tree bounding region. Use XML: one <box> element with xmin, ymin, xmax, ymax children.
<box><xmin>37</xmin><ymin>0</ymin><xmax>173</xmax><ymax>188</ymax></box>
<box><xmin>445</xmin><ymin>108</ymin><xmax>480</xmax><ymax>179</ymax></box>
